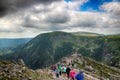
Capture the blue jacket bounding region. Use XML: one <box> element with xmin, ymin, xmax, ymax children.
<box><xmin>75</xmin><ymin>73</ymin><xmax>84</xmax><ymax>80</ymax></box>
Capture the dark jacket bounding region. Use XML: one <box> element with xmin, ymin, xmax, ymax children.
<box><xmin>66</xmin><ymin>67</ymin><xmax>70</xmax><ymax>73</ymax></box>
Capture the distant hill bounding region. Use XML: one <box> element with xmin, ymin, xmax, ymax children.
<box><xmin>0</xmin><ymin>38</ymin><xmax>32</xmax><ymax>48</ymax></box>
<box><xmin>0</xmin><ymin>38</ymin><xmax>32</xmax><ymax>55</ymax></box>
<box><xmin>0</xmin><ymin>31</ymin><xmax>120</xmax><ymax>69</ymax></box>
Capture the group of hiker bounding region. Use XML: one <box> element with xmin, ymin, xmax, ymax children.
<box><xmin>51</xmin><ymin>62</ymin><xmax>84</xmax><ymax>80</ymax></box>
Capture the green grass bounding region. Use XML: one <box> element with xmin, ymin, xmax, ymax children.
<box><xmin>74</xmin><ymin>54</ymin><xmax>120</xmax><ymax>79</ymax></box>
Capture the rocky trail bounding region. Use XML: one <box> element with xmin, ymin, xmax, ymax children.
<box><xmin>31</xmin><ymin>54</ymin><xmax>120</xmax><ymax>80</ymax></box>
<box><xmin>37</xmin><ymin>54</ymin><xmax>100</xmax><ymax>80</ymax></box>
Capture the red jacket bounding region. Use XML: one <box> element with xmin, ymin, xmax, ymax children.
<box><xmin>51</xmin><ymin>65</ymin><xmax>56</xmax><ymax>70</ymax></box>
<box><xmin>70</xmin><ymin>70</ymin><xmax>76</xmax><ymax>78</ymax></box>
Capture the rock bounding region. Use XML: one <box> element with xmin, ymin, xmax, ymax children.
<box><xmin>77</xmin><ymin>59</ymin><xmax>83</xmax><ymax>65</ymax></box>
<box><xmin>18</xmin><ymin>59</ymin><xmax>25</xmax><ymax>65</ymax></box>
<box><xmin>85</xmin><ymin>65</ymin><xmax>94</xmax><ymax>71</ymax></box>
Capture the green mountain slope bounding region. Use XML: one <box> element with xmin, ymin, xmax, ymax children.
<box><xmin>17</xmin><ymin>31</ymin><xmax>76</xmax><ymax>69</ymax></box>
<box><xmin>0</xmin><ymin>31</ymin><xmax>120</xmax><ymax>69</ymax></box>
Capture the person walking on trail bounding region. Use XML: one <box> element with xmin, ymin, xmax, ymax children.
<box><xmin>70</xmin><ymin>68</ymin><xmax>76</xmax><ymax>80</ymax></box>
<box><xmin>68</xmin><ymin>62</ymin><xmax>71</xmax><ymax>66</ymax></box>
<box><xmin>62</xmin><ymin>65</ymin><xmax>64</xmax><ymax>73</ymax></box>
<box><xmin>51</xmin><ymin>65</ymin><xmax>56</xmax><ymax>71</ymax></box>
<box><xmin>75</xmin><ymin>70</ymin><xmax>84</xmax><ymax>80</ymax></box>
<box><xmin>66</xmin><ymin>66</ymin><xmax>71</xmax><ymax>79</ymax></box>
<box><xmin>63</xmin><ymin>66</ymin><xmax>67</xmax><ymax>76</ymax></box>
<box><xmin>58</xmin><ymin>64</ymin><xmax>62</xmax><ymax>76</ymax></box>
<box><xmin>55</xmin><ymin>68</ymin><xmax>59</xmax><ymax>78</ymax></box>
<box><xmin>72</xmin><ymin>63</ymin><xmax>74</xmax><ymax>67</ymax></box>
<box><xmin>74</xmin><ymin>64</ymin><xmax>76</xmax><ymax>68</ymax></box>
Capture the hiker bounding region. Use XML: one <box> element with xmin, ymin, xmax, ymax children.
<box><xmin>68</xmin><ymin>62</ymin><xmax>71</xmax><ymax>66</ymax></box>
<box><xmin>58</xmin><ymin>64</ymin><xmax>62</xmax><ymax>76</ymax></box>
<box><xmin>62</xmin><ymin>65</ymin><xmax>64</xmax><ymax>74</ymax></box>
<box><xmin>66</xmin><ymin>66</ymin><xmax>71</xmax><ymax>79</ymax></box>
<box><xmin>54</xmin><ymin>65</ymin><xmax>56</xmax><ymax>71</ymax></box>
<box><xmin>55</xmin><ymin>69</ymin><xmax>59</xmax><ymax>78</ymax></box>
<box><xmin>75</xmin><ymin>70</ymin><xmax>84</xmax><ymax>80</ymax></box>
<box><xmin>51</xmin><ymin>65</ymin><xmax>56</xmax><ymax>71</ymax></box>
<box><xmin>72</xmin><ymin>63</ymin><xmax>74</xmax><ymax>67</ymax></box>
<box><xmin>63</xmin><ymin>66</ymin><xmax>67</xmax><ymax>76</ymax></box>
<box><xmin>74</xmin><ymin>64</ymin><xmax>76</xmax><ymax>68</ymax></box>
<box><xmin>70</xmin><ymin>68</ymin><xmax>76</xmax><ymax>80</ymax></box>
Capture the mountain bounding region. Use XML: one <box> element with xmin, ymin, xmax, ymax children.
<box><xmin>16</xmin><ymin>31</ymin><xmax>76</xmax><ymax>69</ymax></box>
<box><xmin>0</xmin><ymin>31</ymin><xmax>120</xmax><ymax>69</ymax></box>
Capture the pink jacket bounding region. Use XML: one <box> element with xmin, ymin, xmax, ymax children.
<box><xmin>70</xmin><ymin>70</ymin><xmax>76</xmax><ymax>78</ymax></box>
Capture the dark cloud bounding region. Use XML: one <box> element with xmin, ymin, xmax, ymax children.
<box><xmin>0</xmin><ymin>7</ymin><xmax>7</xmax><ymax>17</ymax></box>
<box><xmin>77</xmin><ymin>21</ymin><xmax>96</xmax><ymax>27</ymax></box>
<box><xmin>0</xmin><ymin>0</ymin><xmax>61</xmax><ymax>17</ymax></box>
<box><xmin>46</xmin><ymin>13</ymin><xmax>70</xmax><ymax>24</ymax></box>
<box><xmin>22</xmin><ymin>15</ymin><xmax>40</xmax><ymax>28</ymax></box>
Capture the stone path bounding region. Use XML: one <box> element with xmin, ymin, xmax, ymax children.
<box><xmin>37</xmin><ymin>54</ymin><xmax>101</xmax><ymax>80</ymax></box>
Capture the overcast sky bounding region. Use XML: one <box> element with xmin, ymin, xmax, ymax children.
<box><xmin>0</xmin><ymin>0</ymin><xmax>120</xmax><ymax>38</ymax></box>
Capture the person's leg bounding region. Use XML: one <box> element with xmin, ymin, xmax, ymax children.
<box><xmin>72</xmin><ymin>77</ymin><xmax>74</xmax><ymax>80</ymax></box>
<box><xmin>56</xmin><ymin>73</ymin><xmax>59</xmax><ymax>78</ymax></box>
<box><xmin>67</xmin><ymin>73</ymin><xmax>69</xmax><ymax>79</ymax></box>
<box><xmin>59</xmin><ymin>71</ymin><xmax>61</xmax><ymax>76</ymax></box>
<box><xmin>57</xmin><ymin>74</ymin><xmax>59</xmax><ymax>78</ymax></box>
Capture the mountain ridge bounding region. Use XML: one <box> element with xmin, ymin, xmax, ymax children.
<box><xmin>0</xmin><ymin>31</ymin><xmax>120</xmax><ymax>69</ymax></box>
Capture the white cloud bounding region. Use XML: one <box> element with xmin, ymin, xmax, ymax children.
<box><xmin>0</xmin><ymin>0</ymin><xmax>120</xmax><ymax>38</ymax></box>
<box><xmin>100</xmin><ymin>2</ymin><xmax>120</xmax><ymax>16</ymax></box>
<box><xmin>100</xmin><ymin>2</ymin><xmax>120</xmax><ymax>28</ymax></box>
<box><xmin>66</xmin><ymin>0</ymin><xmax>88</xmax><ymax>10</ymax></box>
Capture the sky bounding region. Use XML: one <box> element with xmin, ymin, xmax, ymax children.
<box><xmin>0</xmin><ymin>0</ymin><xmax>120</xmax><ymax>38</ymax></box>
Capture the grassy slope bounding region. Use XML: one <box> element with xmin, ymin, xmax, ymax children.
<box><xmin>63</xmin><ymin>54</ymin><xmax>120</xmax><ymax>79</ymax></box>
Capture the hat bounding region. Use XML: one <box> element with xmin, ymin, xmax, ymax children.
<box><xmin>79</xmin><ymin>69</ymin><xmax>83</xmax><ymax>73</ymax></box>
